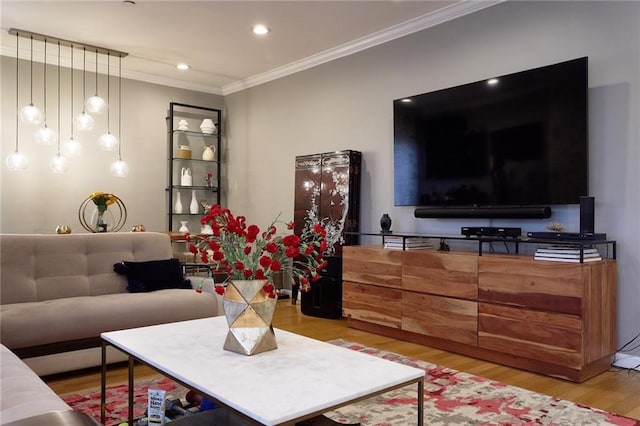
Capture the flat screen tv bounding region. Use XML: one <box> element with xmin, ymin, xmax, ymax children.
<box><xmin>393</xmin><ymin>57</ymin><xmax>588</xmax><ymax>213</ymax></box>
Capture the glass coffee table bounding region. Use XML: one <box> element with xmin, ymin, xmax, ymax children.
<box><xmin>101</xmin><ymin>317</ymin><xmax>424</xmax><ymax>425</ymax></box>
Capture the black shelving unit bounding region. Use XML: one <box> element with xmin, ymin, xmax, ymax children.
<box><xmin>167</xmin><ymin>102</ymin><xmax>221</xmax><ymax>232</ymax></box>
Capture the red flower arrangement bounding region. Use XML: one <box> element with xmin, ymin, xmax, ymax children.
<box><xmin>188</xmin><ymin>205</ymin><xmax>328</xmax><ymax>298</ymax></box>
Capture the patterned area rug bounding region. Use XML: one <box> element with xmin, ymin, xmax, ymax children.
<box><xmin>60</xmin><ymin>339</ymin><xmax>639</xmax><ymax>426</ymax></box>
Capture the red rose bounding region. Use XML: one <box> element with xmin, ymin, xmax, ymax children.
<box><xmin>255</xmin><ymin>269</ymin><xmax>266</xmax><ymax>280</ymax></box>
<box><xmin>243</xmin><ymin>269</ymin><xmax>253</xmax><ymax>278</ymax></box>
<box><xmin>283</xmin><ymin>234</ymin><xmax>300</xmax><ymax>247</ymax></box>
<box><xmin>265</xmin><ymin>242</ymin><xmax>278</xmax><ymax>254</ymax></box>
<box><xmin>244</xmin><ymin>246</ymin><xmax>252</xmax><ymax>255</ymax></box>
<box><xmin>246</xmin><ymin>224</ymin><xmax>260</xmax><ymax>243</ymax></box>
<box><xmin>285</xmin><ymin>246</ymin><xmax>300</xmax><ymax>258</ymax></box>
<box><xmin>262</xmin><ymin>283</ymin><xmax>275</xmax><ymax>294</ymax></box>
<box><xmin>212</xmin><ymin>251</ymin><xmax>224</xmax><ymax>261</ymax></box>
<box><xmin>189</xmin><ymin>244</ymin><xmax>198</xmax><ymax>254</ymax></box>
<box><xmin>270</xmin><ymin>260</ymin><xmax>282</xmax><ymax>272</ymax></box>
<box><xmin>320</xmin><ymin>240</ymin><xmax>328</xmax><ymax>252</ymax></box>
<box><xmin>287</xmin><ymin>221</ymin><xmax>295</xmax><ymax>230</ymax></box>
<box><xmin>259</xmin><ymin>255</ymin><xmax>272</xmax><ymax>268</ymax></box>
<box><xmin>234</xmin><ymin>261</ymin><xmax>245</xmax><ymax>271</ymax></box>
<box><xmin>305</xmin><ymin>245</ymin><xmax>315</xmax><ymax>255</ymax></box>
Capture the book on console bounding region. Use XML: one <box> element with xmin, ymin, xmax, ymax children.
<box><xmin>536</xmin><ymin>247</ymin><xmax>600</xmax><ymax>256</ymax></box>
<box><xmin>534</xmin><ymin>252</ymin><xmax>601</xmax><ymax>259</ymax></box>
<box><xmin>534</xmin><ymin>255</ymin><xmax>602</xmax><ymax>263</ymax></box>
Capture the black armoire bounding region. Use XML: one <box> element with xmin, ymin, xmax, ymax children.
<box><xmin>294</xmin><ymin>150</ymin><xmax>361</xmax><ymax>318</ymax></box>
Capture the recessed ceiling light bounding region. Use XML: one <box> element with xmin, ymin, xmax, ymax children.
<box><xmin>487</xmin><ymin>78</ymin><xmax>499</xmax><ymax>85</ymax></box>
<box><xmin>400</xmin><ymin>98</ymin><xmax>412</xmax><ymax>103</ymax></box>
<box><xmin>177</xmin><ymin>63</ymin><xmax>190</xmax><ymax>71</ymax></box>
<box><xmin>122</xmin><ymin>0</ymin><xmax>135</xmax><ymax>6</ymax></box>
<box><xmin>252</xmin><ymin>24</ymin><xmax>270</xmax><ymax>35</ymax></box>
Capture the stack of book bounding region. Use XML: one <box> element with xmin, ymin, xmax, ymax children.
<box><xmin>534</xmin><ymin>246</ymin><xmax>602</xmax><ymax>262</ymax></box>
<box><xmin>384</xmin><ymin>236</ymin><xmax>433</xmax><ymax>250</ymax></box>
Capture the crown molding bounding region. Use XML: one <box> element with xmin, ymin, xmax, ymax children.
<box><xmin>1</xmin><ymin>0</ymin><xmax>503</xmax><ymax>97</ymax></box>
<box><xmin>222</xmin><ymin>0</ymin><xmax>505</xmax><ymax>95</ymax></box>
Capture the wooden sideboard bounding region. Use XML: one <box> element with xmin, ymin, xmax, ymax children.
<box><xmin>342</xmin><ymin>246</ymin><xmax>617</xmax><ymax>382</ymax></box>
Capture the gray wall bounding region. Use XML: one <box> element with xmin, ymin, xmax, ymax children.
<box><xmin>1</xmin><ymin>57</ymin><xmax>222</xmax><ymax>233</ymax></box>
<box><xmin>224</xmin><ymin>1</ymin><xmax>639</xmax><ymax>351</ymax></box>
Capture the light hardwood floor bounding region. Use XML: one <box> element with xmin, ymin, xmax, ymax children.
<box><xmin>45</xmin><ymin>300</ymin><xmax>640</xmax><ymax>420</ymax></box>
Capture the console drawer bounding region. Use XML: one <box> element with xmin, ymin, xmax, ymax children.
<box><xmin>403</xmin><ymin>251</ymin><xmax>478</xmax><ymax>299</ymax></box>
<box><xmin>402</xmin><ymin>292</ymin><xmax>478</xmax><ymax>345</ymax></box>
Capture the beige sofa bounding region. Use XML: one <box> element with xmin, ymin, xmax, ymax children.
<box><xmin>0</xmin><ymin>232</ymin><xmax>220</xmax><ymax>376</ymax></box>
<box><xmin>0</xmin><ymin>343</ymin><xmax>100</xmax><ymax>425</ymax></box>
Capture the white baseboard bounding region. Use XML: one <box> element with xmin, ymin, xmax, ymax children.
<box><xmin>613</xmin><ymin>353</ymin><xmax>640</xmax><ymax>371</ymax></box>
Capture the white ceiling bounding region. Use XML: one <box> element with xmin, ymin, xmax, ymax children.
<box><xmin>0</xmin><ymin>1</ymin><xmax>501</xmax><ymax>95</ymax></box>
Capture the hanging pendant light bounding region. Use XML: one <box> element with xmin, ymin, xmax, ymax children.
<box><xmin>62</xmin><ymin>44</ymin><xmax>82</xmax><ymax>157</ymax></box>
<box><xmin>98</xmin><ymin>52</ymin><xmax>118</xmax><ymax>151</ymax></box>
<box><xmin>51</xmin><ymin>41</ymin><xmax>69</xmax><ymax>174</ymax></box>
<box><xmin>110</xmin><ymin>54</ymin><xmax>129</xmax><ymax>177</ymax></box>
<box><xmin>19</xmin><ymin>34</ymin><xmax>42</xmax><ymax>125</ymax></box>
<box><xmin>86</xmin><ymin>49</ymin><xmax>107</xmax><ymax>114</ymax></box>
<box><xmin>35</xmin><ymin>38</ymin><xmax>57</xmax><ymax>146</ymax></box>
<box><xmin>74</xmin><ymin>47</ymin><xmax>95</xmax><ymax>131</ymax></box>
<box><xmin>7</xmin><ymin>32</ymin><xmax>29</xmax><ymax>171</ymax></box>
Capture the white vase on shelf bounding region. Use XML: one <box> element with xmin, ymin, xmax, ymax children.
<box><xmin>180</xmin><ymin>167</ymin><xmax>192</xmax><ymax>186</ymax></box>
<box><xmin>174</xmin><ymin>192</ymin><xmax>183</xmax><ymax>214</ymax></box>
<box><xmin>178</xmin><ymin>221</ymin><xmax>189</xmax><ymax>233</ymax></box>
<box><xmin>189</xmin><ymin>190</ymin><xmax>199</xmax><ymax>214</ymax></box>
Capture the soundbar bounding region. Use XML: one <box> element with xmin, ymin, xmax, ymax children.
<box><xmin>415</xmin><ymin>206</ymin><xmax>552</xmax><ymax>219</ymax></box>
<box><xmin>461</xmin><ymin>226</ymin><xmax>522</xmax><ymax>238</ymax></box>
<box><xmin>527</xmin><ymin>231</ymin><xmax>607</xmax><ymax>240</ymax></box>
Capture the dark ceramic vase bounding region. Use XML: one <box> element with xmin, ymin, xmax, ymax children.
<box><xmin>380</xmin><ymin>214</ymin><xmax>392</xmax><ymax>233</ymax></box>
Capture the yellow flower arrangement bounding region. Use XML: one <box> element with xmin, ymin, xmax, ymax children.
<box><xmin>89</xmin><ymin>191</ymin><xmax>117</xmax><ymax>214</ymax></box>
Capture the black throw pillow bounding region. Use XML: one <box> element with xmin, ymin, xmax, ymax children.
<box><xmin>113</xmin><ymin>258</ymin><xmax>191</xmax><ymax>293</ymax></box>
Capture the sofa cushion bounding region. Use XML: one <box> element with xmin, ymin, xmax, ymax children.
<box><xmin>0</xmin><ymin>290</ymin><xmax>219</xmax><ymax>350</ymax></box>
<box><xmin>114</xmin><ymin>258</ymin><xmax>191</xmax><ymax>293</ymax></box>
<box><xmin>0</xmin><ymin>344</ymin><xmax>71</xmax><ymax>424</ymax></box>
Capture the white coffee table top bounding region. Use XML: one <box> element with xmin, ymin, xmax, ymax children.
<box><xmin>102</xmin><ymin>316</ymin><xmax>424</xmax><ymax>425</ymax></box>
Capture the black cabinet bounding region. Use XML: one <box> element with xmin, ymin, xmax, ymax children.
<box><xmin>294</xmin><ymin>150</ymin><xmax>361</xmax><ymax>317</ymax></box>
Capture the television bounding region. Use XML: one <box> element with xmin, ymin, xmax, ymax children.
<box><xmin>393</xmin><ymin>57</ymin><xmax>588</xmax><ymax>217</ymax></box>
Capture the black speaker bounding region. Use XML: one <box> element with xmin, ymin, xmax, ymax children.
<box><xmin>580</xmin><ymin>196</ymin><xmax>595</xmax><ymax>234</ymax></box>
<box><xmin>414</xmin><ymin>206</ymin><xmax>552</xmax><ymax>219</ymax></box>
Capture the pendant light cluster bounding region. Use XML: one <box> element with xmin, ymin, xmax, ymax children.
<box><xmin>6</xmin><ymin>29</ymin><xmax>129</xmax><ymax>177</ymax></box>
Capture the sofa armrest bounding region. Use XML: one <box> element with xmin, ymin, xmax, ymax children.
<box><xmin>189</xmin><ymin>277</ymin><xmax>224</xmax><ymax>316</ymax></box>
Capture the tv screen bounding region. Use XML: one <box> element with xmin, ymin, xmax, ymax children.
<box><xmin>393</xmin><ymin>57</ymin><xmax>588</xmax><ymax>208</ymax></box>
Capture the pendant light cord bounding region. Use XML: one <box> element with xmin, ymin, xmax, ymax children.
<box><xmin>29</xmin><ymin>35</ymin><xmax>34</xmax><ymax>104</ymax></box>
<box><xmin>95</xmin><ymin>50</ymin><xmax>99</xmax><ymax>96</ymax></box>
<box><xmin>43</xmin><ymin>38</ymin><xmax>47</xmax><ymax>123</ymax></box>
<box><xmin>118</xmin><ymin>54</ymin><xmax>122</xmax><ymax>160</ymax></box>
<box><xmin>70</xmin><ymin>44</ymin><xmax>74</xmax><ymax>137</ymax></box>
<box><xmin>106</xmin><ymin>52</ymin><xmax>110</xmax><ymax>130</ymax></box>
<box><xmin>15</xmin><ymin>32</ymin><xmax>19</xmax><ymax>152</ymax></box>
<box><xmin>57</xmin><ymin>41</ymin><xmax>61</xmax><ymax>154</ymax></box>
<box><xmin>82</xmin><ymin>47</ymin><xmax>86</xmax><ymax>111</ymax></box>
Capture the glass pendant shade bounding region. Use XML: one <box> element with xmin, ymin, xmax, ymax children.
<box><xmin>20</xmin><ymin>103</ymin><xmax>42</xmax><ymax>124</ymax></box>
<box><xmin>74</xmin><ymin>111</ymin><xmax>95</xmax><ymax>131</ymax></box>
<box><xmin>98</xmin><ymin>132</ymin><xmax>118</xmax><ymax>151</ymax></box>
<box><xmin>110</xmin><ymin>159</ymin><xmax>129</xmax><ymax>177</ymax></box>
<box><xmin>6</xmin><ymin>151</ymin><xmax>29</xmax><ymax>171</ymax></box>
<box><xmin>34</xmin><ymin>125</ymin><xmax>57</xmax><ymax>146</ymax></box>
<box><xmin>50</xmin><ymin>153</ymin><xmax>69</xmax><ymax>173</ymax></box>
<box><xmin>62</xmin><ymin>137</ymin><xmax>82</xmax><ymax>157</ymax></box>
<box><xmin>86</xmin><ymin>95</ymin><xmax>107</xmax><ymax>114</ymax></box>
